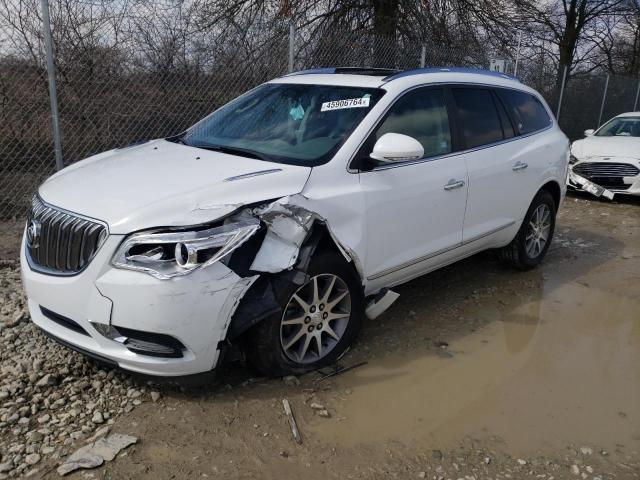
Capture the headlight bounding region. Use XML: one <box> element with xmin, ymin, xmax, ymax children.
<box><xmin>111</xmin><ymin>219</ymin><xmax>260</xmax><ymax>279</ymax></box>
<box><xmin>569</xmin><ymin>154</ymin><xmax>579</xmax><ymax>164</ymax></box>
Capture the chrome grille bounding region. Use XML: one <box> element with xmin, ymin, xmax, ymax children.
<box><xmin>573</xmin><ymin>162</ymin><xmax>639</xmax><ymax>178</ymax></box>
<box><xmin>26</xmin><ymin>196</ymin><xmax>108</xmax><ymax>275</ymax></box>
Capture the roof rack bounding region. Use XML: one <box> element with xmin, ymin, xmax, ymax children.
<box><xmin>383</xmin><ymin>67</ymin><xmax>519</xmax><ymax>82</ymax></box>
<box><xmin>287</xmin><ymin>67</ymin><xmax>401</xmax><ymax>77</ymax></box>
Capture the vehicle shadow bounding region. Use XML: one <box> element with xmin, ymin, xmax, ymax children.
<box><xmin>140</xmin><ymin>221</ymin><xmax>624</xmax><ymax>399</ymax></box>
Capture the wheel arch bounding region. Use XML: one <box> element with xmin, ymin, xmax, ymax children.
<box><xmin>538</xmin><ymin>179</ymin><xmax>562</xmax><ymax>211</ymax></box>
<box><xmin>224</xmin><ymin>221</ymin><xmax>364</xmax><ymax>343</ymax></box>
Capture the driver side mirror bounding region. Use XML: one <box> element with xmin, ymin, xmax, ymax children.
<box><xmin>584</xmin><ymin>129</ymin><xmax>595</xmax><ymax>137</ymax></box>
<box><xmin>370</xmin><ymin>133</ymin><xmax>424</xmax><ymax>163</ymax></box>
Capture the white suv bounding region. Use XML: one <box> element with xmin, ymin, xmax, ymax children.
<box><xmin>21</xmin><ymin>67</ymin><xmax>569</xmax><ymax>378</ymax></box>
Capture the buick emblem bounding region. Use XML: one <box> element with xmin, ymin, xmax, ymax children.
<box><xmin>26</xmin><ymin>219</ymin><xmax>41</xmax><ymax>248</ymax></box>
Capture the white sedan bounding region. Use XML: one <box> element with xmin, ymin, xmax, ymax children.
<box><xmin>569</xmin><ymin>112</ymin><xmax>640</xmax><ymax>197</ymax></box>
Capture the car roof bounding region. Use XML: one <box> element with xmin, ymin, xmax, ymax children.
<box><xmin>271</xmin><ymin>66</ymin><xmax>524</xmax><ymax>91</ymax></box>
<box><xmin>615</xmin><ymin>112</ymin><xmax>640</xmax><ymax>118</ymax></box>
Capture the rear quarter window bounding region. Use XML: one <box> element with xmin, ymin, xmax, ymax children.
<box><xmin>498</xmin><ymin>89</ymin><xmax>551</xmax><ymax>135</ymax></box>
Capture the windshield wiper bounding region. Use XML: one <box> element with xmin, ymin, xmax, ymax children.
<box><xmin>187</xmin><ymin>144</ymin><xmax>270</xmax><ymax>161</ymax></box>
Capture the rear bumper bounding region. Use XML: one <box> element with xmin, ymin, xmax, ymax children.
<box><xmin>21</xmin><ymin>232</ymin><xmax>256</xmax><ymax>377</ymax></box>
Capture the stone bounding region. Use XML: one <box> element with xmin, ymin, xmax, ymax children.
<box><xmin>282</xmin><ymin>376</ymin><xmax>300</xmax><ymax>387</ymax></box>
<box><xmin>36</xmin><ymin>374</ymin><xmax>57</xmax><ymax>387</ymax></box>
<box><xmin>56</xmin><ymin>434</ymin><xmax>137</xmax><ymax>476</ymax></box>
<box><xmin>580</xmin><ymin>446</ymin><xmax>593</xmax><ymax>455</ymax></box>
<box><xmin>309</xmin><ymin>402</ymin><xmax>325</xmax><ymax>410</ymax></box>
<box><xmin>24</xmin><ymin>454</ymin><xmax>40</xmax><ymax>465</ymax></box>
<box><xmin>571</xmin><ymin>465</ymin><xmax>580</xmax><ymax>475</ymax></box>
<box><xmin>37</xmin><ymin>414</ymin><xmax>50</xmax><ymax>424</ymax></box>
<box><xmin>150</xmin><ymin>391</ymin><xmax>161</xmax><ymax>402</ymax></box>
<box><xmin>91</xmin><ymin>412</ymin><xmax>104</xmax><ymax>424</ymax></box>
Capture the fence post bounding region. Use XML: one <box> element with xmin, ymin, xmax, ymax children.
<box><xmin>556</xmin><ymin>65</ymin><xmax>567</xmax><ymax>121</ymax></box>
<box><xmin>420</xmin><ymin>45</ymin><xmax>426</xmax><ymax>68</ymax></box>
<box><xmin>597</xmin><ymin>74</ymin><xmax>609</xmax><ymax>127</ymax></box>
<box><xmin>41</xmin><ymin>0</ymin><xmax>63</xmax><ymax>171</ymax></box>
<box><xmin>288</xmin><ymin>23</ymin><xmax>295</xmax><ymax>73</ymax></box>
<box><xmin>633</xmin><ymin>78</ymin><xmax>640</xmax><ymax>111</ymax></box>
<box><xmin>513</xmin><ymin>30</ymin><xmax>522</xmax><ymax>77</ymax></box>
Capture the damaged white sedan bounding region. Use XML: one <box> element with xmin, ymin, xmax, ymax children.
<box><xmin>569</xmin><ymin>112</ymin><xmax>640</xmax><ymax>198</ymax></box>
<box><xmin>21</xmin><ymin>67</ymin><xmax>568</xmax><ymax>377</ymax></box>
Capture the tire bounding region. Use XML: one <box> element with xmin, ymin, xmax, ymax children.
<box><xmin>245</xmin><ymin>252</ymin><xmax>365</xmax><ymax>377</ymax></box>
<box><xmin>499</xmin><ymin>189</ymin><xmax>557</xmax><ymax>270</ymax></box>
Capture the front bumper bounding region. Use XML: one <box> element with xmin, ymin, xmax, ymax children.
<box><xmin>568</xmin><ymin>158</ymin><xmax>640</xmax><ymax>196</ymax></box>
<box><xmin>20</xmin><ymin>232</ymin><xmax>256</xmax><ymax>376</ymax></box>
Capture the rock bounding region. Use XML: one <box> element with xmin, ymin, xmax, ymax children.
<box><xmin>431</xmin><ymin>450</ymin><xmax>443</xmax><ymax>460</ymax></box>
<box><xmin>24</xmin><ymin>453</ymin><xmax>40</xmax><ymax>465</ymax></box>
<box><xmin>37</xmin><ymin>414</ymin><xmax>50</xmax><ymax>424</ymax></box>
<box><xmin>57</xmin><ymin>434</ymin><xmax>137</xmax><ymax>476</ymax></box>
<box><xmin>0</xmin><ymin>461</ymin><xmax>13</xmax><ymax>473</ymax></box>
<box><xmin>418</xmin><ymin>471</ymin><xmax>426</xmax><ymax>478</ymax></box>
<box><xmin>580</xmin><ymin>446</ymin><xmax>593</xmax><ymax>455</ymax></box>
<box><xmin>85</xmin><ymin>426</ymin><xmax>110</xmax><ymax>443</ymax></box>
<box><xmin>91</xmin><ymin>412</ymin><xmax>104</xmax><ymax>424</ymax></box>
<box><xmin>282</xmin><ymin>375</ymin><xmax>300</xmax><ymax>387</ymax></box>
<box><xmin>571</xmin><ymin>464</ymin><xmax>580</xmax><ymax>475</ymax></box>
<box><xmin>150</xmin><ymin>391</ymin><xmax>161</xmax><ymax>402</ymax></box>
<box><xmin>36</xmin><ymin>374</ymin><xmax>57</xmax><ymax>387</ymax></box>
<box><xmin>517</xmin><ymin>459</ymin><xmax>527</xmax><ymax>465</ymax></box>
<box><xmin>309</xmin><ymin>402</ymin><xmax>325</xmax><ymax>410</ymax></box>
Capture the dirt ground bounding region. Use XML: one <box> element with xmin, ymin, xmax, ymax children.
<box><xmin>2</xmin><ymin>193</ymin><xmax>640</xmax><ymax>479</ymax></box>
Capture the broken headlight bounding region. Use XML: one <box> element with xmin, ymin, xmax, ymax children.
<box><xmin>111</xmin><ymin>219</ymin><xmax>260</xmax><ymax>279</ymax></box>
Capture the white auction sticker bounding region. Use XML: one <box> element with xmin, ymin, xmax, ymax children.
<box><xmin>321</xmin><ymin>97</ymin><xmax>370</xmax><ymax>112</ymax></box>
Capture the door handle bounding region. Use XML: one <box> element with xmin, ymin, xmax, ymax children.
<box><xmin>512</xmin><ymin>161</ymin><xmax>528</xmax><ymax>171</ymax></box>
<box><xmin>443</xmin><ymin>179</ymin><xmax>465</xmax><ymax>191</ymax></box>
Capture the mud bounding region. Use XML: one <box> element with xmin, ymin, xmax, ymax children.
<box><xmin>2</xmin><ymin>194</ymin><xmax>639</xmax><ymax>479</ymax></box>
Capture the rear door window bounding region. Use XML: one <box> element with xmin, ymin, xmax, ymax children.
<box><xmin>451</xmin><ymin>88</ymin><xmax>503</xmax><ymax>149</ymax></box>
<box><xmin>498</xmin><ymin>89</ymin><xmax>551</xmax><ymax>135</ymax></box>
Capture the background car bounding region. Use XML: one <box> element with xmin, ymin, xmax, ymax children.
<box><xmin>569</xmin><ymin>112</ymin><xmax>640</xmax><ymax>196</ymax></box>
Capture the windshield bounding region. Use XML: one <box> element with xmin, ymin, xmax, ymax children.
<box><xmin>595</xmin><ymin>117</ymin><xmax>640</xmax><ymax>137</ymax></box>
<box><xmin>180</xmin><ymin>83</ymin><xmax>385</xmax><ymax>166</ymax></box>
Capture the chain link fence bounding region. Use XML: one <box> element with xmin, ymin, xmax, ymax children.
<box><xmin>1</xmin><ymin>0</ymin><xmax>639</xmax><ymax>219</ymax></box>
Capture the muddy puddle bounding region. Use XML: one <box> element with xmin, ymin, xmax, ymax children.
<box><xmin>309</xmin><ymin>268</ymin><xmax>640</xmax><ymax>455</ymax></box>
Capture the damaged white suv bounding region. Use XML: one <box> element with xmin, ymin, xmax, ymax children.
<box><xmin>21</xmin><ymin>67</ymin><xmax>568</xmax><ymax>378</ymax></box>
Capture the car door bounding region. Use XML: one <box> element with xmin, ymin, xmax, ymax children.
<box><xmin>449</xmin><ymin>87</ymin><xmax>528</xmax><ymax>245</ymax></box>
<box><xmin>356</xmin><ymin>86</ymin><xmax>469</xmax><ymax>286</ymax></box>
<box><xmin>453</xmin><ymin>87</ymin><xmax>552</xmax><ymax>246</ymax></box>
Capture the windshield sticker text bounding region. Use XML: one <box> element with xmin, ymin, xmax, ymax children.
<box><xmin>321</xmin><ymin>97</ymin><xmax>370</xmax><ymax>112</ymax></box>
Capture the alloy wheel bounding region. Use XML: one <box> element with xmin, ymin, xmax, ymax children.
<box><xmin>280</xmin><ymin>273</ymin><xmax>351</xmax><ymax>364</ymax></box>
<box><xmin>525</xmin><ymin>204</ymin><xmax>551</xmax><ymax>258</ymax></box>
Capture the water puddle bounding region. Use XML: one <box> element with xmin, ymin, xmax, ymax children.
<box><xmin>309</xmin><ymin>275</ymin><xmax>640</xmax><ymax>455</ymax></box>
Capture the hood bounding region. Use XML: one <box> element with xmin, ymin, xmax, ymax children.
<box><xmin>39</xmin><ymin>139</ymin><xmax>312</xmax><ymax>234</ymax></box>
<box><xmin>571</xmin><ymin>136</ymin><xmax>640</xmax><ymax>160</ymax></box>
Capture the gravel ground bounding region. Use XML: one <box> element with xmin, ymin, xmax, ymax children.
<box><xmin>0</xmin><ymin>194</ymin><xmax>639</xmax><ymax>479</ymax></box>
<box><xmin>0</xmin><ymin>261</ymin><xmax>154</xmax><ymax>478</ymax></box>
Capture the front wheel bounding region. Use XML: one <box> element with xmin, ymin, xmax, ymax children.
<box><xmin>245</xmin><ymin>252</ymin><xmax>364</xmax><ymax>376</ymax></box>
<box><xmin>499</xmin><ymin>189</ymin><xmax>557</xmax><ymax>270</ymax></box>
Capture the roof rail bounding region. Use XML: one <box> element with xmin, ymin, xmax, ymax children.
<box><xmin>286</xmin><ymin>67</ymin><xmax>400</xmax><ymax>77</ymax></box>
<box><xmin>383</xmin><ymin>67</ymin><xmax>520</xmax><ymax>82</ymax></box>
